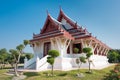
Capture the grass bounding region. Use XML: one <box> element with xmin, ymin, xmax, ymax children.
<box><xmin>0</xmin><ymin>65</ymin><xmax>115</xmax><ymax>80</ymax></box>
<box><xmin>0</xmin><ymin>69</ymin><xmax>13</xmax><ymax>80</ymax></box>
<box><xmin>24</xmin><ymin>65</ymin><xmax>115</xmax><ymax>80</ymax></box>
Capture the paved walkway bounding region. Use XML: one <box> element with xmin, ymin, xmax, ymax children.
<box><xmin>12</xmin><ymin>75</ymin><xmax>27</xmax><ymax>80</ymax></box>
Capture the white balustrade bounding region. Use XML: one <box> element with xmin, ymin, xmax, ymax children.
<box><xmin>24</xmin><ymin>57</ymin><xmax>36</xmax><ymax>69</ymax></box>
<box><xmin>36</xmin><ymin>55</ymin><xmax>48</xmax><ymax>70</ymax></box>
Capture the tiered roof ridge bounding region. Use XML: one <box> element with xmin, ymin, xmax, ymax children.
<box><xmin>30</xmin><ymin>9</ymin><xmax>111</xmax><ymax>49</ymax></box>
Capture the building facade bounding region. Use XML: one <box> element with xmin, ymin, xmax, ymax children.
<box><xmin>24</xmin><ymin>9</ymin><xmax>111</xmax><ymax>71</ymax></box>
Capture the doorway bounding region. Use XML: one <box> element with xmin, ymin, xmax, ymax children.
<box><xmin>43</xmin><ymin>42</ymin><xmax>51</xmax><ymax>56</ymax></box>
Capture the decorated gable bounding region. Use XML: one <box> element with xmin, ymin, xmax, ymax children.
<box><xmin>40</xmin><ymin>15</ymin><xmax>59</xmax><ymax>34</ymax></box>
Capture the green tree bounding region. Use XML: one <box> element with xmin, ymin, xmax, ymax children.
<box><xmin>79</xmin><ymin>56</ymin><xmax>86</xmax><ymax>68</ymax></box>
<box><xmin>25</xmin><ymin>53</ymin><xmax>33</xmax><ymax>60</ymax></box>
<box><xmin>9</xmin><ymin>49</ymin><xmax>19</xmax><ymax>76</ymax></box>
<box><xmin>19</xmin><ymin>54</ymin><xmax>26</xmax><ymax>63</ymax></box>
<box><xmin>47</xmin><ymin>50</ymin><xmax>60</xmax><ymax>76</ymax></box>
<box><xmin>0</xmin><ymin>48</ymin><xmax>9</xmax><ymax>69</ymax></box>
<box><xmin>9</xmin><ymin>40</ymin><xmax>29</xmax><ymax>76</ymax></box>
<box><xmin>107</xmin><ymin>50</ymin><xmax>119</xmax><ymax>63</ymax></box>
<box><xmin>74</xmin><ymin>48</ymin><xmax>80</xmax><ymax>70</ymax></box>
<box><xmin>74</xmin><ymin>48</ymin><xmax>86</xmax><ymax>73</ymax></box>
<box><xmin>7</xmin><ymin>53</ymin><xmax>14</xmax><ymax>68</ymax></box>
<box><xmin>83</xmin><ymin>47</ymin><xmax>93</xmax><ymax>73</ymax></box>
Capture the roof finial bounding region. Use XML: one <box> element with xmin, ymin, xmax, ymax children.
<box><xmin>75</xmin><ymin>21</ymin><xmax>77</xmax><ymax>28</ymax></box>
<box><xmin>59</xmin><ymin>5</ymin><xmax>62</xmax><ymax>10</ymax></box>
<box><xmin>46</xmin><ymin>10</ymin><xmax>49</xmax><ymax>16</ymax></box>
<box><xmin>33</xmin><ymin>33</ymin><xmax>35</xmax><ymax>36</ymax></box>
<box><xmin>75</xmin><ymin>21</ymin><xmax>77</xmax><ymax>25</ymax></box>
<box><xmin>59</xmin><ymin>5</ymin><xmax>63</xmax><ymax>13</ymax></box>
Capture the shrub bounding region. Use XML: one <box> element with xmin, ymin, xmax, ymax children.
<box><xmin>73</xmin><ymin>48</ymin><xmax>79</xmax><ymax>53</ymax></box>
<box><xmin>104</xmin><ymin>64</ymin><xmax>120</xmax><ymax>80</ymax></box>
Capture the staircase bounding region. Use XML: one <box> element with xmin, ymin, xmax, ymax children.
<box><xmin>24</xmin><ymin>55</ymin><xmax>49</xmax><ymax>71</ymax></box>
<box><xmin>24</xmin><ymin>57</ymin><xmax>36</xmax><ymax>69</ymax></box>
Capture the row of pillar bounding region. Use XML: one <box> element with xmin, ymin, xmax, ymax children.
<box><xmin>80</xmin><ymin>39</ymin><xmax>109</xmax><ymax>56</ymax></box>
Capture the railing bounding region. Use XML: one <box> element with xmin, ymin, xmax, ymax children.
<box><xmin>63</xmin><ymin>53</ymin><xmax>86</xmax><ymax>58</ymax></box>
<box><xmin>36</xmin><ymin>55</ymin><xmax>48</xmax><ymax>70</ymax></box>
<box><xmin>25</xmin><ymin>61</ymin><xmax>36</xmax><ymax>69</ymax></box>
<box><xmin>24</xmin><ymin>57</ymin><xmax>36</xmax><ymax>69</ymax></box>
<box><xmin>24</xmin><ymin>55</ymin><xmax>49</xmax><ymax>70</ymax></box>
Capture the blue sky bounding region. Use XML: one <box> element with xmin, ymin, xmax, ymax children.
<box><xmin>0</xmin><ymin>0</ymin><xmax>120</xmax><ymax>53</ymax></box>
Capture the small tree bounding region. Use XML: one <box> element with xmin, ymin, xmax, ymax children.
<box><xmin>74</xmin><ymin>48</ymin><xmax>86</xmax><ymax>72</ymax></box>
<box><xmin>83</xmin><ymin>47</ymin><xmax>93</xmax><ymax>73</ymax></box>
<box><xmin>47</xmin><ymin>50</ymin><xmax>59</xmax><ymax>76</ymax></box>
<box><xmin>9</xmin><ymin>49</ymin><xmax>19</xmax><ymax>76</ymax></box>
<box><xmin>79</xmin><ymin>56</ymin><xmax>86</xmax><ymax>68</ymax></box>
<box><xmin>74</xmin><ymin>48</ymin><xmax>80</xmax><ymax>70</ymax></box>
<box><xmin>9</xmin><ymin>40</ymin><xmax>29</xmax><ymax>76</ymax></box>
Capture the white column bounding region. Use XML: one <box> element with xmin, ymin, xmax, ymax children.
<box><xmin>101</xmin><ymin>47</ymin><xmax>106</xmax><ymax>55</ymax></box>
<box><xmin>50</xmin><ymin>38</ymin><xmax>54</xmax><ymax>49</ymax></box>
<box><xmin>33</xmin><ymin>42</ymin><xmax>37</xmax><ymax>57</ymax></box>
<box><xmin>99</xmin><ymin>47</ymin><xmax>103</xmax><ymax>55</ymax></box>
<box><xmin>88</xmin><ymin>40</ymin><xmax>92</xmax><ymax>47</ymax></box>
<box><xmin>97</xmin><ymin>45</ymin><xmax>102</xmax><ymax>55</ymax></box>
<box><xmin>55</xmin><ymin>37</ymin><xmax>71</xmax><ymax>57</ymax></box>
<box><xmin>103</xmin><ymin>48</ymin><xmax>107</xmax><ymax>55</ymax></box>
<box><xmin>36</xmin><ymin>56</ymin><xmax>40</xmax><ymax>70</ymax></box>
<box><xmin>81</xmin><ymin>39</ymin><xmax>85</xmax><ymax>48</ymax></box>
<box><xmin>70</xmin><ymin>41</ymin><xmax>73</xmax><ymax>54</ymax></box>
<box><xmin>66</xmin><ymin>39</ymin><xmax>71</xmax><ymax>49</ymax></box>
<box><xmin>105</xmin><ymin>49</ymin><xmax>109</xmax><ymax>56</ymax></box>
<box><xmin>93</xmin><ymin>43</ymin><xmax>98</xmax><ymax>51</ymax></box>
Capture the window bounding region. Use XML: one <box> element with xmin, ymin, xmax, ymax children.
<box><xmin>73</xmin><ymin>43</ymin><xmax>82</xmax><ymax>53</ymax></box>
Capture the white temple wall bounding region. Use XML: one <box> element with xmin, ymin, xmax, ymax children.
<box><xmin>26</xmin><ymin>38</ymin><xmax>110</xmax><ymax>71</ymax></box>
<box><xmin>33</xmin><ymin>42</ymin><xmax>44</xmax><ymax>58</ymax></box>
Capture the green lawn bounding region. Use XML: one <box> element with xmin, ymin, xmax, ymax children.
<box><xmin>0</xmin><ymin>65</ymin><xmax>115</xmax><ymax>80</ymax></box>
<box><xmin>0</xmin><ymin>69</ymin><xmax>13</xmax><ymax>80</ymax></box>
<box><xmin>24</xmin><ymin>65</ymin><xmax>115</xmax><ymax>80</ymax></box>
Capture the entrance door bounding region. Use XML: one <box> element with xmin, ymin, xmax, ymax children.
<box><xmin>44</xmin><ymin>42</ymin><xmax>51</xmax><ymax>56</ymax></box>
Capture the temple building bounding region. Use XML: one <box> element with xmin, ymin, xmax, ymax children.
<box><xmin>24</xmin><ymin>9</ymin><xmax>111</xmax><ymax>71</ymax></box>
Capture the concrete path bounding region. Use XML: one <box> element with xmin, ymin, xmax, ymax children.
<box><xmin>12</xmin><ymin>75</ymin><xmax>27</xmax><ymax>80</ymax></box>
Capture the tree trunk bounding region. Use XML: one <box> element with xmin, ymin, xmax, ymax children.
<box><xmin>51</xmin><ymin>65</ymin><xmax>53</xmax><ymax>76</ymax></box>
<box><xmin>0</xmin><ymin>63</ymin><xmax>2</xmax><ymax>69</ymax></box>
<box><xmin>88</xmin><ymin>59</ymin><xmax>91</xmax><ymax>73</ymax></box>
<box><xmin>89</xmin><ymin>61</ymin><xmax>90</xmax><ymax>72</ymax></box>
<box><xmin>17</xmin><ymin>54</ymin><xmax>21</xmax><ymax>63</ymax></box>
<box><xmin>79</xmin><ymin>62</ymin><xmax>82</xmax><ymax>73</ymax></box>
<box><xmin>14</xmin><ymin>63</ymin><xmax>19</xmax><ymax>76</ymax></box>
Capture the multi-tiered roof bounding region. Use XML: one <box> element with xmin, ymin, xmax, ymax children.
<box><xmin>30</xmin><ymin>9</ymin><xmax>110</xmax><ymax>50</ymax></box>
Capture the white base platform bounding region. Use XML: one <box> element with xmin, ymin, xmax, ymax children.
<box><xmin>23</xmin><ymin>55</ymin><xmax>110</xmax><ymax>72</ymax></box>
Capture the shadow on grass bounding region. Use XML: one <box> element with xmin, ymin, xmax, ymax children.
<box><xmin>24</xmin><ymin>72</ymin><xmax>41</xmax><ymax>77</ymax></box>
<box><xmin>57</xmin><ymin>73</ymin><xmax>68</xmax><ymax>76</ymax></box>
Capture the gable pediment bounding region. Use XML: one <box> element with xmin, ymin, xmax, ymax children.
<box><xmin>57</xmin><ymin>9</ymin><xmax>76</xmax><ymax>29</ymax></box>
<box><xmin>41</xmin><ymin>15</ymin><xmax>59</xmax><ymax>34</ymax></box>
<box><xmin>42</xmin><ymin>21</ymin><xmax>58</xmax><ymax>34</ymax></box>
